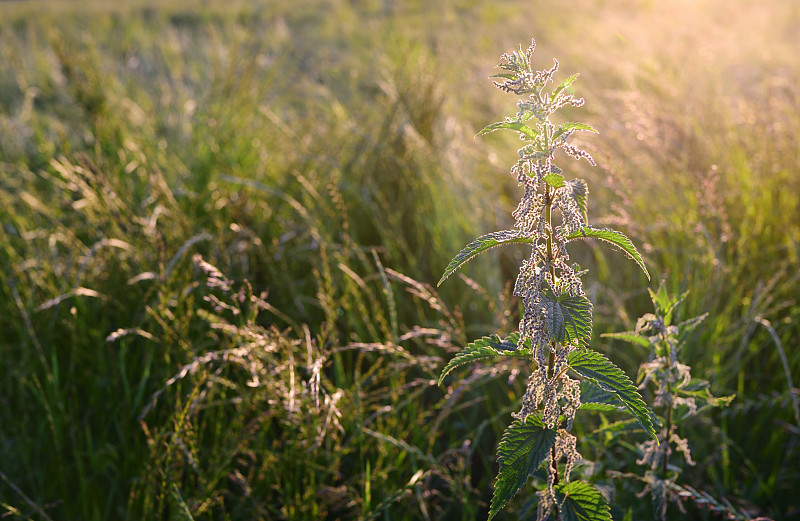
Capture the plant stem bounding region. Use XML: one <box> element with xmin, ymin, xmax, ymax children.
<box><xmin>545</xmin><ymin>182</ymin><xmax>556</xmax><ymax>379</ymax></box>
<box><xmin>660</xmin><ymin>330</ymin><xmax>672</xmax><ymax>477</ymax></box>
<box><xmin>544</xmin><ymin>178</ymin><xmax>561</xmax><ymax>520</ymax></box>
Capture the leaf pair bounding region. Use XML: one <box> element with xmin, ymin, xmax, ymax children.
<box><xmin>490</xmin><ymin>416</ymin><xmax>612</xmax><ymax>520</ymax></box>
<box><xmin>437</xmin><ymin>226</ymin><xmax>648</xmax><ymax>287</ymax></box>
<box><xmin>439</xmin><ymin>334</ymin><xmax>659</xmax><ymax>441</ymax></box>
<box><xmin>478</xmin><ymin>348</ymin><xmax>657</xmax><ymax>520</ymax></box>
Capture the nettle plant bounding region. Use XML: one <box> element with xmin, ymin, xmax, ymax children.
<box><xmin>437</xmin><ymin>40</ymin><xmax>658</xmax><ymax>520</ymax></box>
<box><xmin>604</xmin><ymin>283</ymin><xmax>735</xmax><ymax>520</ymax></box>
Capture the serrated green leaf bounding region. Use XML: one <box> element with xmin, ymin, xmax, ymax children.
<box><xmin>568</xmin><ymin>349</ymin><xmax>658</xmax><ymax>441</ymax></box>
<box><xmin>503</xmin><ymin>331</ymin><xmax>532</xmax><ymax>351</ymax></box>
<box><xmin>579</xmin><ymin>381</ymin><xmax>623</xmax><ymax>412</ymax></box>
<box><xmin>490</xmin><ymin>73</ymin><xmax>518</xmax><ymax>81</ymax></box>
<box><xmin>553</xmin><ymin>121</ymin><xmax>599</xmax><ymax>141</ymax></box>
<box><xmin>489</xmin><ymin>417</ymin><xmax>557</xmax><ymax>520</ymax></box>
<box><xmin>541</xmin><ymin>290</ymin><xmax>593</xmax><ymax>347</ymax></box>
<box><xmin>551</xmin><ymin>73</ymin><xmax>580</xmax><ymax>99</ymax></box>
<box><xmin>578</xmin><ymin>402</ymin><xmax>621</xmax><ymax>412</ymax></box>
<box><xmin>438</xmin><ymin>333</ymin><xmax>531</xmax><ymax>386</ymax></box>
<box><xmin>544</xmin><ymin>172</ymin><xmax>565</xmax><ymax>188</ymax></box>
<box><xmin>678</xmin><ymin>313</ymin><xmax>708</xmax><ymax>332</ymax></box>
<box><xmin>681</xmin><ymin>378</ymin><xmax>712</xmax><ymax>393</ymax></box>
<box><xmin>580</xmin><ymin>381</ymin><xmax>622</xmax><ymax>409</ymax></box>
<box><xmin>594</xmin><ymin>418</ymin><xmax>639</xmax><ymax>436</ymax></box>
<box><xmin>600</xmin><ymin>330</ymin><xmax>651</xmax><ymax>348</ymax></box>
<box><xmin>572</xmin><ymin>122</ymin><xmax>598</xmax><ymax>133</ymax></box>
<box><xmin>648</xmin><ymin>284</ymin><xmax>687</xmax><ymax>322</ymax></box>
<box><xmin>477</xmin><ymin>120</ymin><xmax>539</xmax><ymax>140</ymax></box>
<box><xmin>564</xmin><ymin>179</ymin><xmax>588</xmax><ymax>223</ymax></box>
<box><xmin>438</xmin><ymin>231</ymin><xmax>532</xmax><ymax>286</ymax></box>
<box><xmin>677</xmin><ymin>312</ymin><xmax>708</xmax><ymax>345</ymax></box>
<box><xmin>677</xmin><ymin>379</ymin><xmax>735</xmax><ymax>408</ymax></box>
<box><xmin>565</xmin><ymin>227</ymin><xmax>649</xmax><ymax>280</ymax></box>
<box><xmin>555</xmin><ymin>481</ymin><xmax>612</xmax><ymax>521</ymax></box>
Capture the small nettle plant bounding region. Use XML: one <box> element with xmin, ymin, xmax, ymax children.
<box><xmin>604</xmin><ymin>283</ymin><xmax>735</xmax><ymax>520</ymax></box>
<box><xmin>437</xmin><ymin>39</ymin><xmax>658</xmax><ymax>520</ymax></box>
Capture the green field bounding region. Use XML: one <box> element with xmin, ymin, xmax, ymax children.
<box><xmin>1</xmin><ymin>0</ymin><xmax>798</xmax><ymax>519</ymax></box>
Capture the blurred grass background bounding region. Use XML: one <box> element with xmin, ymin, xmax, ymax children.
<box><xmin>0</xmin><ymin>0</ymin><xmax>798</xmax><ymax>519</ymax></box>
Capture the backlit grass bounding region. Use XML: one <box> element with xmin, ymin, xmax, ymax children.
<box><xmin>1</xmin><ymin>1</ymin><xmax>797</xmax><ymax>519</ymax></box>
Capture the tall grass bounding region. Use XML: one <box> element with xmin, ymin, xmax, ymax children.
<box><xmin>0</xmin><ymin>0</ymin><xmax>798</xmax><ymax>519</ymax></box>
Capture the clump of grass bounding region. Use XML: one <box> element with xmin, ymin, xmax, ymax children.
<box><xmin>0</xmin><ymin>4</ymin><xmax>509</xmax><ymax>519</ymax></box>
<box><xmin>124</xmin><ymin>253</ymin><xmax>519</xmax><ymax>519</ymax></box>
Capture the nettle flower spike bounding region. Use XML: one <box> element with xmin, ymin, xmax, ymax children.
<box><xmin>437</xmin><ymin>39</ymin><xmax>654</xmax><ymax>521</ymax></box>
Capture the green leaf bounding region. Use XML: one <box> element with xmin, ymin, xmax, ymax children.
<box><xmin>541</xmin><ymin>290</ymin><xmax>593</xmax><ymax>347</ymax></box>
<box><xmin>578</xmin><ymin>402</ymin><xmax>620</xmax><ymax>413</ymax></box>
<box><xmin>565</xmin><ymin>227</ymin><xmax>649</xmax><ymax>280</ymax></box>
<box><xmin>438</xmin><ymin>231</ymin><xmax>532</xmax><ymax>286</ymax></box>
<box><xmin>568</xmin><ymin>349</ymin><xmax>658</xmax><ymax>441</ymax></box>
<box><xmin>677</xmin><ymin>379</ymin><xmax>735</xmax><ymax>408</ymax></box>
<box><xmin>579</xmin><ymin>381</ymin><xmax>622</xmax><ymax>411</ymax></box>
<box><xmin>438</xmin><ymin>333</ymin><xmax>531</xmax><ymax>386</ymax></box>
<box><xmin>477</xmin><ymin>120</ymin><xmax>539</xmax><ymax>140</ymax></box>
<box><xmin>489</xmin><ymin>417</ymin><xmax>557</xmax><ymax>520</ymax></box>
<box><xmin>544</xmin><ymin>172</ymin><xmax>565</xmax><ymax>188</ymax></box>
<box><xmin>593</xmin><ymin>418</ymin><xmax>640</xmax><ymax>436</ymax></box>
<box><xmin>553</xmin><ymin>121</ymin><xmax>599</xmax><ymax>141</ymax></box>
<box><xmin>646</xmin><ymin>471</ymin><xmax>669</xmax><ymax>521</ymax></box>
<box><xmin>503</xmin><ymin>331</ymin><xmax>532</xmax><ymax>351</ymax></box>
<box><xmin>648</xmin><ymin>283</ymin><xmax>687</xmax><ymax>322</ymax></box>
<box><xmin>564</xmin><ymin>179</ymin><xmax>588</xmax><ymax>223</ymax></box>
<box><xmin>600</xmin><ymin>330</ymin><xmax>651</xmax><ymax>348</ymax></box>
<box><xmin>557</xmin><ymin>481</ymin><xmax>612</xmax><ymax>521</ymax></box>
<box><xmin>677</xmin><ymin>312</ymin><xmax>708</xmax><ymax>345</ymax></box>
<box><xmin>551</xmin><ymin>73</ymin><xmax>580</xmax><ymax>99</ymax></box>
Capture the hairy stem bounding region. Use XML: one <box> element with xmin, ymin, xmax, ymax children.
<box><xmin>660</xmin><ymin>330</ymin><xmax>672</xmax><ymax>477</ymax></box>
<box><xmin>545</xmin><ymin>182</ymin><xmax>556</xmax><ymax>379</ymax></box>
<box><xmin>544</xmin><ymin>178</ymin><xmax>561</xmax><ymax>520</ymax></box>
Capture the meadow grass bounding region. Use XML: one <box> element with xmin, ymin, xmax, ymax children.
<box><xmin>0</xmin><ymin>0</ymin><xmax>798</xmax><ymax>519</ymax></box>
